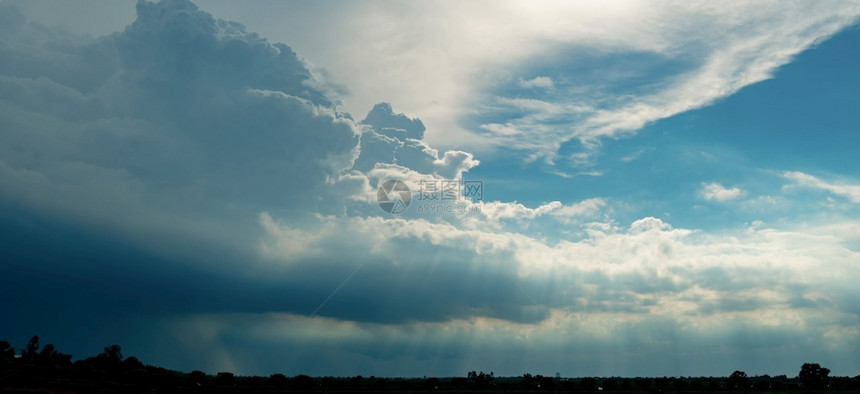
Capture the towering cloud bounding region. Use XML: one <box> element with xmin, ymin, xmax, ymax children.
<box><xmin>353</xmin><ymin>102</ymin><xmax>479</xmax><ymax>179</ymax></box>
<box><xmin>0</xmin><ymin>0</ymin><xmax>368</xmax><ymax>252</ymax></box>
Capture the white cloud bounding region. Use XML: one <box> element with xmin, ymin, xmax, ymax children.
<box><xmin>257</xmin><ymin>1</ymin><xmax>859</xmax><ymax>163</ymax></box>
<box><xmin>259</xmin><ymin>211</ymin><xmax>860</xmax><ymax>316</ymax></box>
<box><xmin>518</xmin><ymin>76</ymin><xmax>554</xmax><ymax>89</ymax></box>
<box><xmin>784</xmin><ymin>171</ymin><xmax>860</xmax><ymax>204</ymax></box>
<box><xmin>353</xmin><ymin>103</ymin><xmax>479</xmax><ymax>179</ymax></box>
<box><xmin>618</xmin><ymin>149</ymin><xmax>646</xmax><ymax>162</ymax></box>
<box><xmin>480</xmin><ymin>122</ymin><xmax>521</xmax><ymax>136</ymax></box>
<box><xmin>701</xmin><ymin>182</ymin><xmax>744</xmax><ymax>202</ymax></box>
<box><xmin>470</xmin><ymin>200</ymin><xmax>562</xmax><ymax>225</ymax></box>
<box><xmin>479</xmin><ymin>1</ymin><xmax>860</xmax><ymax>164</ymax></box>
<box><xmin>547</xmin><ymin>198</ymin><xmax>607</xmax><ymax>226</ymax></box>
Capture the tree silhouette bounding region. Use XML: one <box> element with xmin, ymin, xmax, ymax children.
<box><xmin>103</xmin><ymin>344</ymin><xmax>123</xmax><ymax>362</ymax></box>
<box><xmin>217</xmin><ymin>371</ymin><xmax>235</xmax><ymax>384</ymax></box>
<box><xmin>189</xmin><ymin>370</ymin><xmax>207</xmax><ymax>385</ymax></box>
<box><xmin>5</xmin><ymin>335</ymin><xmax>860</xmax><ymax>394</ymax></box>
<box><xmin>0</xmin><ymin>340</ymin><xmax>14</xmax><ymax>359</ymax></box>
<box><xmin>21</xmin><ymin>335</ymin><xmax>40</xmax><ymax>361</ymax></box>
<box><xmin>39</xmin><ymin>344</ymin><xmax>57</xmax><ymax>359</ymax></box>
<box><xmin>728</xmin><ymin>370</ymin><xmax>749</xmax><ymax>390</ymax></box>
<box><xmin>43</xmin><ymin>344</ymin><xmax>72</xmax><ymax>368</ymax></box>
<box><xmin>292</xmin><ymin>374</ymin><xmax>313</xmax><ymax>388</ymax></box>
<box><xmin>269</xmin><ymin>373</ymin><xmax>288</xmax><ymax>385</ymax></box>
<box><xmin>80</xmin><ymin>343</ymin><xmax>125</xmax><ymax>370</ymax></box>
<box><xmin>581</xmin><ymin>377</ymin><xmax>598</xmax><ymax>391</ymax></box>
<box><xmin>800</xmin><ymin>363</ymin><xmax>830</xmax><ymax>389</ymax></box>
<box><xmin>123</xmin><ymin>355</ymin><xmax>143</xmax><ymax>369</ymax></box>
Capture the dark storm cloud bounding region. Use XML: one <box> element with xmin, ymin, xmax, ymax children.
<box><xmin>0</xmin><ymin>0</ymin><xmax>358</xmax><ymax>210</ymax></box>
<box><xmin>0</xmin><ymin>0</ymin><xmax>494</xmax><ymax>332</ymax></box>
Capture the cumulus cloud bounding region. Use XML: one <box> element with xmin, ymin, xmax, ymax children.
<box><xmin>353</xmin><ymin>102</ymin><xmax>480</xmax><ymax>180</ymax></box>
<box><xmin>553</xmin><ymin>197</ymin><xmax>607</xmax><ymax>219</ymax></box>
<box><xmin>361</xmin><ymin>102</ymin><xmax>425</xmax><ymax>140</ymax></box>
<box><xmin>701</xmin><ymin>182</ymin><xmax>744</xmax><ymax>202</ymax></box>
<box><xmin>0</xmin><ymin>0</ymin><xmax>444</xmax><ymax>266</ymax></box>
<box><xmin>0</xmin><ymin>0</ymin><xmax>494</xmax><ymax>270</ymax></box>
<box><xmin>0</xmin><ymin>0</ymin><xmax>525</xmax><ymax>322</ymax></box>
<box><xmin>0</xmin><ymin>0</ymin><xmax>370</xmax><ymax>262</ymax></box>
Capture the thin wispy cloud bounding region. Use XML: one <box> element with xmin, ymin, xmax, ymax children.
<box><xmin>470</xmin><ymin>3</ymin><xmax>860</xmax><ymax>166</ymax></box>
<box><xmin>784</xmin><ymin>171</ymin><xmax>860</xmax><ymax>204</ymax></box>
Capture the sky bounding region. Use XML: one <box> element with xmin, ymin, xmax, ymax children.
<box><xmin>2</xmin><ymin>0</ymin><xmax>860</xmax><ymax>378</ymax></box>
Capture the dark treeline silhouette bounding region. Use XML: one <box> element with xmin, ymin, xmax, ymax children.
<box><xmin>1</xmin><ymin>336</ymin><xmax>859</xmax><ymax>393</ymax></box>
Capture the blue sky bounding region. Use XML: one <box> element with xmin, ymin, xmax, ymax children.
<box><xmin>471</xmin><ymin>24</ymin><xmax>860</xmax><ymax>230</ymax></box>
<box><xmin>2</xmin><ymin>0</ymin><xmax>860</xmax><ymax>378</ymax></box>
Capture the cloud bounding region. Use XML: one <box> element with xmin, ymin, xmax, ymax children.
<box><xmin>701</xmin><ymin>182</ymin><xmax>744</xmax><ymax>202</ymax></box>
<box><xmin>518</xmin><ymin>76</ymin><xmax>554</xmax><ymax>89</ymax></box>
<box><xmin>6</xmin><ymin>188</ymin><xmax>860</xmax><ymax>375</ymax></box>
<box><xmin>155</xmin><ymin>305</ymin><xmax>859</xmax><ymax>377</ymax></box>
<box><xmin>464</xmin><ymin>3</ymin><xmax>860</xmax><ymax>165</ymax></box>
<box><xmin>4</xmin><ymin>0</ymin><xmax>852</xmax><ymax>329</ymax></box>
<box><xmin>9</xmin><ymin>0</ymin><xmax>860</xmax><ymax>167</ymax></box>
<box><xmin>3</xmin><ymin>0</ymin><xmax>860</xmax><ymax>378</ymax></box>
<box><xmin>783</xmin><ymin>171</ymin><xmax>860</xmax><ymax>204</ymax></box>
<box><xmin>214</xmin><ymin>1</ymin><xmax>860</xmax><ymax>166</ymax></box>
<box><xmin>553</xmin><ymin>198</ymin><xmax>606</xmax><ymax>219</ymax></box>
<box><xmin>361</xmin><ymin>102</ymin><xmax>426</xmax><ymax>140</ymax></box>
<box><xmin>0</xmin><ymin>0</ymin><xmax>370</xmax><ymax>262</ymax></box>
<box><xmin>256</xmin><ymin>210</ymin><xmax>860</xmax><ymax>323</ymax></box>
<box><xmin>464</xmin><ymin>197</ymin><xmax>607</xmax><ymax>228</ymax></box>
<box><xmin>352</xmin><ymin>103</ymin><xmax>479</xmax><ymax>179</ymax></box>
<box><xmin>222</xmin><ymin>210</ymin><xmax>860</xmax><ymax>375</ymax></box>
<box><xmin>0</xmin><ymin>0</ymin><xmax>497</xmax><ymax>325</ymax></box>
